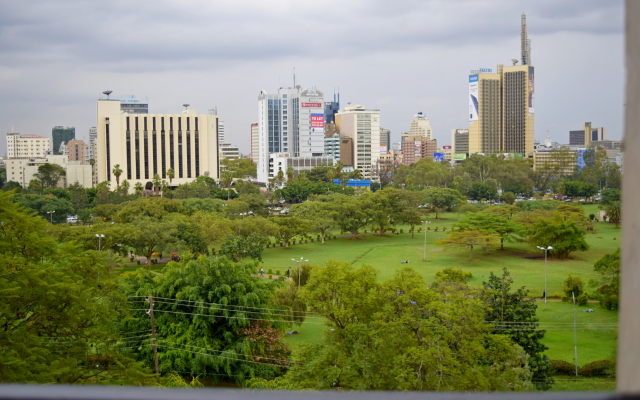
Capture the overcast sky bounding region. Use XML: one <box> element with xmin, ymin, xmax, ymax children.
<box><xmin>0</xmin><ymin>0</ymin><xmax>624</xmax><ymax>156</ymax></box>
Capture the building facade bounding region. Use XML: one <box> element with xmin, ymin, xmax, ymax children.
<box><xmin>62</xmin><ymin>139</ymin><xmax>89</xmax><ymax>164</ymax></box>
<box><xmin>380</xmin><ymin>128</ymin><xmax>391</xmax><ymax>152</ymax></box>
<box><xmin>96</xmin><ymin>99</ymin><xmax>219</xmax><ymax>189</ymax></box>
<box><xmin>52</xmin><ymin>126</ymin><xmax>75</xmax><ymax>155</ymax></box>
<box><xmin>468</xmin><ymin>64</ymin><xmax>535</xmax><ymax>157</ymax></box>
<box><xmin>569</xmin><ymin>124</ymin><xmax>607</xmax><ymax>146</ymax></box>
<box><xmin>6</xmin><ymin>133</ymin><xmax>50</xmax><ymax>158</ymax></box>
<box><xmin>5</xmin><ymin>155</ymin><xmax>92</xmax><ymax>188</ymax></box>
<box><xmin>451</xmin><ymin>128</ymin><xmax>469</xmax><ymax>158</ymax></box>
<box><xmin>405</xmin><ymin>112</ymin><xmax>432</xmax><ymax>139</ymax></box>
<box><xmin>335</xmin><ymin>104</ymin><xmax>381</xmax><ymax>181</ymax></box>
<box><xmin>268</xmin><ymin>153</ymin><xmax>334</xmax><ymax>183</ymax></box>
<box><xmin>257</xmin><ymin>86</ymin><xmax>326</xmax><ymax>183</ymax></box>
<box><xmin>119</xmin><ymin>95</ymin><xmax>149</xmax><ymax>114</ymax></box>
<box><xmin>250</xmin><ymin>122</ymin><xmax>259</xmax><ymax>161</ymax></box>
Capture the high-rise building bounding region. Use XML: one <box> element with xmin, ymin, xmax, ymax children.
<box><xmin>6</xmin><ymin>132</ymin><xmax>50</xmax><ymax>158</ymax></box>
<box><xmin>119</xmin><ymin>95</ymin><xmax>149</xmax><ymax>114</ymax></box>
<box><xmin>96</xmin><ymin>98</ymin><xmax>219</xmax><ymax>189</ymax></box>
<box><xmin>400</xmin><ymin>136</ymin><xmax>437</xmax><ymax>165</ymax></box>
<box><xmin>250</xmin><ymin>122</ymin><xmax>259</xmax><ymax>161</ymax></box>
<box><xmin>451</xmin><ymin>129</ymin><xmax>470</xmax><ymax>157</ymax></box>
<box><xmin>257</xmin><ymin>85</ymin><xmax>326</xmax><ymax>183</ymax></box>
<box><xmin>218</xmin><ymin>120</ymin><xmax>225</xmax><ymax>144</ymax></box>
<box><xmin>569</xmin><ymin>123</ymin><xmax>607</xmax><ymax>146</ymax></box>
<box><xmin>62</xmin><ymin>139</ymin><xmax>89</xmax><ymax>164</ymax></box>
<box><xmin>467</xmin><ymin>13</ymin><xmax>535</xmax><ymax>158</ymax></box>
<box><xmin>380</xmin><ymin>128</ymin><xmax>391</xmax><ymax>152</ymax></box>
<box><xmin>324</xmin><ymin>93</ymin><xmax>340</xmax><ymax>124</ymax></box>
<box><xmin>335</xmin><ymin>104</ymin><xmax>381</xmax><ymax>181</ymax></box>
<box><xmin>52</xmin><ymin>126</ymin><xmax>75</xmax><ymax>155</ymax></box>
<box><xmin>219</xmin><ymin>143</ymin><xmax>240</xmax><ymax>160</ymax></box>
<box><xmin>404</xmin><ymin>112</ymin><xmax>432</xmax><ymax>139</ymax></box>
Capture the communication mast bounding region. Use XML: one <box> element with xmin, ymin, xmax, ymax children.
<box><xmin>521</xmin><ymin>12</ymin><xmax>531</xmax><ymax>65</ymax></box>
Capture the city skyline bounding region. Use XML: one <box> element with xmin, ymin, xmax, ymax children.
<box><xmin>0</xmin><ymin>0</ymin><xmax>624</xmax><ymax>157</ymax></box>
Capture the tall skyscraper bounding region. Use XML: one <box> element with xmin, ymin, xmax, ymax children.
<box><xmin>569</xmin><ymin>123</ymin><xmax>607</xmax><ymax>146</ymax></box>
<box><xmin>257</xmin><ymin>85</ymin><xmax>326</xmax><ymax>183</ymax></box>
<box><xmin>96</xmin><ymin>97</ymin><xmax>219</xmax><ymax>189</ymax></box>
<box><xmin>335</xmin><ymin>104</ymin><xmax>381</xmax><ymax>181</ymax></box>
<box><xmin>6</xmin><ymin>132</ymin><xmax>50</xmax><ymax>158</ymax></box>
<box><xmin>52</xmin><ymin>126</ymin><xmax>75</xmax><ymax>154</ymax></box>
<box><xmin>324</xmin><ymin>93</ymin><xmax>340</xmax><ymax>124</ymax></box>
<box><xmin>451</xmin><ymin>128</ymin><xmax>470</xmax><ymax>158</ymax></box>
<box><xmin>468</xmin><ymin>13</ymin><xmax>535</xmax><ymax>158</ymax></box>
<box><xmin>380</xmin><ymin>128</ymin><xmax>391</xmax><ymax>151</ymax></box>
<box><xmin>404</xmin><ymin>112</ymin><xmax>432</xmax><ymax>139</ymax></box>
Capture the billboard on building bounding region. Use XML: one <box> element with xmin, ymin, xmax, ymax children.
<box><xmin>469</xmin><ymin>74</ymin><xmax>479</xmax><ymax>121</ymax></box>
<box><xmin>310</xmin><ymin>114</ymin><xmax>324</xmax><ymax>128</ymax></box>
<box><xmin>454</xmin><ymin>153</ymin><xmax>467</xmax><ymax>161</ymax></box>
<box><xmin>433</xmin><ymin>152</ymin><xmax>444</xmax><ymax>162</ymax></box>
<box><xmin>528</xmin><ymin>66</ymin><xmax>535</xmax><ymax>113</ymax></box>
<box><xmin>302</xmin><ymin>103</ymin><xmax>322</xmax><ymax>108</ymax></box>
<box><xmin>442</xmin><ymin>145</ymin><xmax>452</xmax><ymax>150</ymax></box>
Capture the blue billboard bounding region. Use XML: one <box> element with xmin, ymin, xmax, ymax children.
<box><xmin>433</xmin><ymin>152</ymin><xmax>445</xmax><ymax>162</ymax></box>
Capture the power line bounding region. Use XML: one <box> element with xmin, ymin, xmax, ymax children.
<box><xmin>157</xmin><ymin>340</ymin><xmax>302</xmax><ymax>365</ymax></box>
<box><xmin>129</xmin><ymin>308</ymin><xmax>326</xmax><ymax>325</ymax></box>
<box><xmin>149</xmin><ymin>300</ymin><xmax>325</xmax><ymax>321</ymax></box>
<box><xmin>135</xmin><ymin>296</ymin><xmax>316</xmax><ymax>315</ymax></box>
<box><xmin>157</xmin><ymin>343</ymin><xmax>291</xmax><ymax>368</ymax></box>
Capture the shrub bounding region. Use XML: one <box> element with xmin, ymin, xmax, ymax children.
<box><xmin>434</xmin><ymin>226</ymin><xmax>439</xmax><ymax>231</ymax></box>
<box><xmin>579</xmin><ymin>360</ymin><xmax>616</xmax><ymax>377</ymax></box>
<box><xmin>418</xmin><ymin>227</ymin><xmax>422</xmax><ymax>233</ymax></box>
<box><xmin>276</xmin><ymin>269</ymin><xmax>281</xmax><ymax>275</ymax></box>
<box><xmin>399</xmin><ymin>228</ymin><xmax>404</xmax><ymax>233</ymax></box>
<box><xmin>550</xmin><ymin>359</ymin><xmax>575</xmax><ymax>375</ymax></box>
<box><xmin>130</xmin><ymin>257</ymin><xmax>134</xmax><ymax>262</ymax></box>
<box><xmin>563</xmin><ymin>274</ymin><xmax>584</xmax><ymax>301</ymax></box>
<box><xmin>576</xmin><ymin>292</ymin><xmax>589</xmax><ymax>306</ymax></box>
<box><xmin>268</xmin><ymin>268</ymin><xmax>273</xmax><ymax>274</ymax></box>
<box><xmin>268</xmin><ymin>274</ymin><xmax>273</xmax><ymax>279</ymax></box>
<box><xmin>427</xmin><ymin>226</ymin><xmax>431</xmax><ymax>231</ymax></box>
<box><xmin>137</xmin><ymin>260</ymin><xmax>141</xmax><ymax>265</ymax></box>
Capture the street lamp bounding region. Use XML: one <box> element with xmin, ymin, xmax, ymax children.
<box><xmin>46</xmin><ymin>210</ymin><xmax>55</xmax><ymax>223</ymax></box>
<box><xmin>537</xmin><ymin>245</ymin><xmax>553</xmax><ymax>308</ymax></box>
<box><xmin>422</xmin><ymin>220</ymin><xmax>431</xmax><ymax>261</ymax></box>
<box><xmin>291</xmin><ymin>257</ymin><xmax>309</xmax><ymax>289</ymax></box>
<box><xmin>96</xmin><ymin>234</ymin><xmax>105</xmax><ymax>251</ymax></box>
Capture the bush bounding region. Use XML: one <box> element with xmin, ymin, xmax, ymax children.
<box><xmin>276</xmin><ymin>269</ymin><xmax>281</xmax><ymax>275</ymax></box>
<box><xmin>576</xmin><ymin>292</ymin><xmax>589</xmax><ymax>306</ymax></box>
<box><xmin>399</xmin><ymin>228</ymin><xmax>404</xmax><ymax>233</ymax></box>
<box><xmin>434</xmin><ymin>226</ymin><xmax>439</xmax><ymax>231</ymax></box>
<box><xmin>550</xmin><ymin>359</ymin><xmax>575</xmax><ymax>375</ymax></box>
<box><xmin>427</xmin><ymin>226</ymin><xmax>431</xmax><ymax>231</ymax></box>
<box><xmin>268</xmin><ymin>274</ymin><xmax>273</xmax><ymax>279</ymax></box>
<box><xmin>579</xmin><ymin>360</ymin><xmax>616</xmax><ymax>377</ymax></box>
<box><xmin>137</xmin><ymin>260</ymin><xmax>141</xmax><ymax>265</ymax></box>
<box><xmin>563</xmin><ymin>274</ymin><xmax>584</xmax><ymax>300</ymax></box>
<box><xmin>130</xmin><ymin>257</ymin><xmax>134</xmax><ymax>262</ymax></box>
<box><xmin>418</xmin><ymin>227</ymin><xmax>422</xmax><ymax>233</ymax></box>
<box><xmin>268</xmin><ymin>268</ymin><xmax>273</xmax><ymax>274</ymax></box>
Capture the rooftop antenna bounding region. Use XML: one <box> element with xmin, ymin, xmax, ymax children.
<box><xmin>293</xmin><ymin>67</ymin><xmax>296</xmax><ymax>89</ymax></box>
<box><xmin>511</xmin><ymin>58</ymin><xmax>519</xmax><ymax>66</ymax></box>
<box><xmin>102</xmin><ymin>90</ymin><xmax>113</xmax><ymax>99</ymax></box>
<box><xmin>521</xmin><ymin>12</ymin><xmax>531</xmax><ymax>65</ymax></box>
<box><xmin>183</xmin><ymin>104</ymin><xmax>190</xmax><ymax>110</ymax></box>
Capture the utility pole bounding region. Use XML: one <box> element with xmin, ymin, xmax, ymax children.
<box><xmin>148</xmin><ymin>295</ymin><xmax>159</xmax><ymax>379</ymax></box>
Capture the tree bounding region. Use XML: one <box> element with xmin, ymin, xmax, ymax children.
<box><xmin>563</xmin><ymin>274</ymin><xmax>584</xmax><ymax>300</ymax></box>
<box><xmin>322</xmin><ymin>193</ymin><xmax>371</xmax><ymax>238</ymax></box>
<box><xmin>467</xmin><ymin>181</ymin><xmax>497</xmax><ymax>202</ymax></box>
<box><xmin>604</xmin><ymin>201</ymin><xmax>621</xmax><ymax>228</ymax></box>
<box><xmin>526</xmin><ymin>215</ymin><xmax>589</xmax><ymax>259</ymax></box>
<box><xmin>221</xmin><ymin>234</ymin><xmax>269</xmax><ymax>262</ymax></box>
<box><xmin>479</xmin><ymin>269</ymin><xmax>553</xmax><ymax>390</ymax></box>
<box><xmin>191</xmin><ymin>211</ymin><xmax>233</xmax><ymax>249</ymax></box>
<box><xmin>166</xmin><ymin>168</ymin><xmax>175</xmax><ymax>186</ymax></box>
<box><xmin>28</xmin><ymin>178</ymin><xmax>42</xmax><ymax>193</ymax></box>
<box><xmin>220</xmin><ymin>158</ymin><xmax>257</xmax><ymax>179</ymax></box>
<box><xmin>122</xmin><ymin>256</ymin><xmax>290</xmax><ymax>385</ymax></box>
<box><xmin>456</xmin><ymin>212</ymin><xmax>524</xmax><ymax>250</ymax></box>
<box><xmin>600</xmin><ymin>188</ymin><xmax>621</xmax><ymax>206</ymax></box>
<box><xmin>152</xmin><ymin>174</ymin><xmax>161</xmax><ymax>195</ymax></box>
<box><xmin>176</xmin><ymin>222</ymin><xmax>208</xmax><ymax>254</ymax></box>
<box><xmin>591</xmin><ymin>248</ymin><xmax>620</xmax><ymax>310</ymax></box>
<box><xmin>0</xmin><ymin>191</ymin><xmax>152</xmax><ymax>384</ymax></box>
<box><xmin>112</xmin><ymin>164</ymin><xmax>123</xmax><ymax>188</ymax></box>
<box><xmin>501</xmin><ymin>191</ymin><xmax>517</xmax><ymax>205</ymax></box>
<box><xmin>35</xmin><ymin>163</ymin><xmax>66</xmax><ymax>189</ymax></box>
<box><xmin>67</xmin><ymin>182</ymin><xmax>88</xmax><ymax>211</ymax></box>
<box><xmin>421</xmin><ymin>187</ymin><xmax>466</xmax><ymax>219</ymax></box>
<box><xmin>13</xmin><ymin>193</ymin><xmax>74</xmax><ymax>224</ymax></box>
<box><xmin>290</xmin><ymin>262</ymin><xmax>534</xmax><ymax>391</ymax></box>
<box><xmin>128</xmin><ymin>217</ymin><xmax>178</xmax><ymax>264</ymax></box>
<box><xmin>289</xmin><ymin>201</ymin><xmax>335</xmax><ymax>244</ymax></box>
<box><xmin>134</xmin><ymin>182</ymin><xmax>143</xmax><ymax>196</ymax></box>
<box><xmin>436</xmin><ymin>230</ymin><xmax>500</xmax><ymax>261</ymax></box>
<box><xmin>280</xmin><ymin>181</ymin><xmax>313</xmax><ymax>203</ymax></box>
<box><xmin>272</xmin><ymin>217</ymin><xmax>310</xmax><ymax>248</ymax></box>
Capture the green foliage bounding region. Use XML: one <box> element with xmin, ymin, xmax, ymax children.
<box><xmin>562</xmin><ymin>274</ymin><xmax>584</xmax><ymax>301</ymax></box>
<box><xmin>479</xmin><ymin>269</ymin><xmax>553</xmax><ymax>390</ymax></box>
<box><xmin>220</xmin><ymin>158</ymin><xmax>257</xmax><ymax>178</ymax></box>
<box><xmin>123</xmin><ymin>256</ymin><xmax>290</xmax><ymax>385</ymax></box>
<box><xmin>244</xmin><ymin>376</ymin><xmax>300</xmax><ymax>389</ymax></box>
<box><xmin>13</xmin><ymin>193</ymin><xmax>74</xmax><ymax>224</ymax></box>
<box><xmin>591</xmin><ymin>248</ymin><xmax>620</xmax><ymax>310</ymax></box>
<box><xmin>35</xmin><ymin>163</ymin><xmax>66</xmax><ymax>189</ymax></box>
<box><xmin>517</xmin><ymin>200</ymin><xmax>562</xmax><ymax>211</ymax></box>
<box><xmin>599</xmin><ymin>188</ymin><xmax>620</xmax><ymax>206</ymax></box>
<box><xmin>558</xmin><ymin>180</ymin><xmax>598</xmax><ymax>198</ymax></box>
<box><xmin>603</xmin><ymin>201</ymin><xmax>621</xmax><ymax>228</ymax></box>
<box><xmin>163</xmin><ymin>372</ymin><xmax>204</xmax><ymax>388</ymax></box>
<box><xmin>456</xmin><ymin>212</ymin><xmax>525</xmax><ymax>250</ymax></box>
<box><xmin>578</xmin><ymin>360</ymin><xmax>615</xmax><ymax>377</ymax></box>
<box><xmin>549</xmin><ymin>359</ymin><xmax>575</xmax><ymax>375</ymax></box>
<box><xmin>0</xmin><ymin>191</ymin><xmax>152</xmax><ymax>384</ymax></box>
<box><xmin>527</xmin><ymin>215</ymin><xmax>589</xmax><ymax>259</ymax></box>
<box><xmin>320</xmin><ymin>193</ymin><xmax>371</xmax><ymax>238</ymax></box>
<box><xmin>289</xmin><ymin>262</ymin><xmax>534</xmax><ymax>391</ymax></box>
<box><xmin>434</xmin><ymin>267</ymin><xmax>472</xmax><ymax>285</ymax></box>
<box><xmin>221</xmin><ymin>234</ymin><xmax>269</xmax><ymax>262</ymax></box>
<box><xmin>501</xmin><ymin>191</ymin><xmax>517</xmax><ymax>205</ymax></box>
<box><xmin>115</xmin><ymin>197</ymin><xmax>188</xmax><ymax>223</ymax></box>
<box><xmin>436</xmin><ymin>230</ymin><xmax>500</xmax><ymax>261</ymax></box>
<box><xmin>467</xmin><ymin>181</ymin><xmax>497</xmax><ymax>201</ymax></box>
<box><xmin>421</xmin><ymin>187</ymin><xmax>466</xmax><ymax>218</ymax></box>
<box><xmin>272</xmin><ymin>217</ymin><xmax>311</xmax><ymax>247</ymax></box>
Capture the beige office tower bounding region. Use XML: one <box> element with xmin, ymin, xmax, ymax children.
<box><xmin>250</xmin><ymin>122</ymin><xmax>259</xmax><ymax>161</ymax></box>
<box><xmin>405</xmin><ymin>112</ymin><xmax>432</xmax><ymax>139</ymax></box>
<box><xmin>96</xmin><ymin>98</ymin><xmax>219</xmax><ymax>189</ymax></box>
<box><xmin>335</xmin><ymin>104</ymin><xmax>381</xmax><ymax>181</ymax></box>
<box><xmin>468</xmin><ymin>65</ymin><xmax>534</xmax><ymax>157</ymax></box>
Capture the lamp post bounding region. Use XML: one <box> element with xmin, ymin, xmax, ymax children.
<box><xmin>291</xmin><ymin>257</ymin><xmax>309</xmax><ymax>289</ymax></box>
<box><xmin>537</xmin><ymin>245</ymin><xmax>553</xmax><ymax>308</ymax></box>
<box><xmin>96</xmin><ymin>234</ymin><xmax>105</xmax><ymax>251</ymax></box>
<box><xmin>47</xmin><ymin>210</ymin><xmax>55</xmax><ymax>223</ymax></box>
<box><xmin>422</xmin><ymin>220</ymin><xmax>431</xmax><ymax>261</ymax></box>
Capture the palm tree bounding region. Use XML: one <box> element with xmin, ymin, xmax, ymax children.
<box><xmin>89</xmin><ymin>158</ymin><xmax>96</xmax><ymax>185</ymax></box>
<box><xmin>112</xmin><ymin>164</ymin><xmax>123</xmax><ymax>188</ymax></box>
<box><xmin>167</xmin><ymin>168</ymin><xmax>175</xmax><ymax>186</ymax></box>
<box><xmin>152</xmin><ymin>174</ymin><xmax>162</xmax><ymax>196</ymax></box>
<box><xmin>160</xmin><ymin>180</ymin><xmax>169</xmax><ymax>198</ymax></box>
<box><xmin>286</xmin><ymin>166</ymin><xmax>295</xmax><ymax>182</ymax></box>
<box><xmin>134</xmin><ymin>182</ymin><xmax>143</xmax><ymax>196</ymax></box>
<box><xmin>28</xmin><ymin>179</ymin><xmax>42</xmax><ymax>194</ymax></box>
<box><xmin>221</xmin><ymin>172</ymin><xmax>233</xmax><ymax>200</ymax></box>
<box><xmin>335</xmin><ymin>161</ymin><xmax>344</xmax><ymax>179</ymax></box>
<box><xmin>352</xmin><ymin>169</ymin><xmax>363</xmax><ymax>180</ymax></box>
<box><xmin>120</xmin><ymin>179</ymin><xmax>130</xmax><ymax>196</ymax></box>
<box><xmin>327</xmin><ymin>168</ymin><xmax>336</xmax><ymax>183</ymax></box>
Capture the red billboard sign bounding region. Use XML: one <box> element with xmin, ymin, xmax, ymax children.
<box><xmin>302</xmin><ymin>103</ymin><xmax>322</xmax><ymax>108</ymax></box>
<box><xmin>442</xmin><ymin>146</ymin><xmax>452</xmax><ymax>149</ymax></box>
<box><xmin>310</xmin><ymin>114</ymin><xmax>324</xmax><ymax>128</ymax></box>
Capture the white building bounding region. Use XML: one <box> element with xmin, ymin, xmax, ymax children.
<box><xmin>335</xmin><ymin>104</ymin><xmax>381</xmax><ymax>181</ymax></box>
<box><xmin>250</xmin><ymin>122</ymin><xmax>259</xmax><ymax>161</ymax></box>
<box><xmin>6</xmin><ymin>132</ymin><xmax>50</xmax><ymax>158</ymax></box>
<box><xmin>257</xmin><ymin>85</ymin><xmax>326</xmax><ymax>183</ymax></box>
<box><xmin>268</xmin><ymin>152</ymin><xmax>335</xmax><ymax>185</ymax></box>
<box><xmin>96</xmin><ymin>98</ymin><xmax>219</xmax><ymax>189</ymax></box>
<box><xmin>5</xmin><ymin>155</ymin><xmax>92</xmax><ymax>188</ymax></box>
